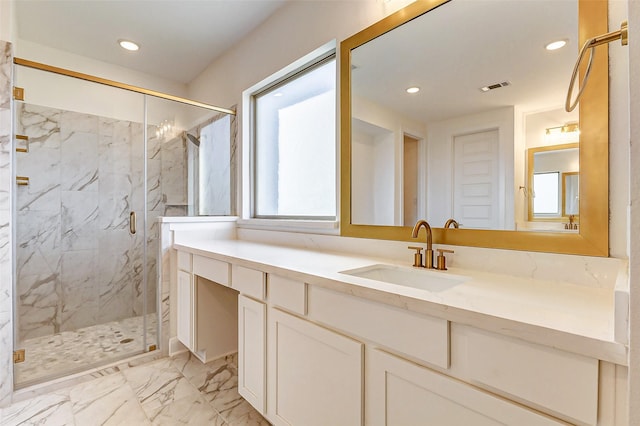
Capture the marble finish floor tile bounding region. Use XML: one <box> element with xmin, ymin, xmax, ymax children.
<box><xmin>1</xmin><ymin>352</ymin><xmax>268</xmax><ymax>425</ymax></box>
<box><xmin>15</xmin><ymin>314</ymin><xmax>158</xmax><ymax>387</ymax></box>
<box><xmin>122</xmin><ymin>358</ymin><xmax>203</xmax><ymax>414</ymax></box>
<box><xmin>0</xmin><ymin>389</ymin><xmax>74</xmax><ymax>426</ymax></box>
<box><xmin>69</xmin><ymin>373</ymin><xmax>150</xmax><ymax>425</ymax></box>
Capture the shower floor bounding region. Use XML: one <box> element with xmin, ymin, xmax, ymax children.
<box><xmin>14</xmin><ymin>314</ymin><xmax>158</xmax><ymax>388</ymax></box>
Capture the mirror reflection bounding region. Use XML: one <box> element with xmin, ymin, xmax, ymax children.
<box><xmin>527</xmin><ymin>142</ymin><xmax>579</xmax><ymax>228</ymax></box>
<box><xmin>350</xmin><ymin>0</ymin><xmax>580</xmax><ymax>232</ymax></box>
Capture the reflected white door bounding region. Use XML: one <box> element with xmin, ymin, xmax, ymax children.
<box><xmin>452</xmin><ymin>129</ymin><xmax>500</xmax><ymax>229</ymax></box>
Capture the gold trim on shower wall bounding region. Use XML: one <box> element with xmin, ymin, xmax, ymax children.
<box><xmin>340</xmin><ymin>0</ymin><xmax>609</xmax><ymax>256</ymax></box>
<box><xmin>15</xmin><ymin>134</ymin><xmax>29</xmax><ymax>153</ymax></box>
<box><xmin>13</xmin><ymin>58</ymin><xmax>236</xmax><ymax>115</ymax></box>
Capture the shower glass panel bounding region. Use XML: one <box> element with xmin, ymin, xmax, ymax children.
<box><xmin>12</xmin><ymin>66</ymin><xmax>152</xmax><ymax>387</ymax></box>
<box><xmin>145</xmin><ymin>96</ymin><xmax>236</xmax><ymax>218</ymax></box>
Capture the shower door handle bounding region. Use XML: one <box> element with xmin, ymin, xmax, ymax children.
<box><xmin>130</xmin><ymin>211</ymin><xmax>137</xmax><ymax>235</ymax></box>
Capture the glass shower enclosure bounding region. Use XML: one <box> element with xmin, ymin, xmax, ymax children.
<box><xmin>12</xmin><ymin>62</ymin><xmax>232</xmax><ymax>387</ymax></box>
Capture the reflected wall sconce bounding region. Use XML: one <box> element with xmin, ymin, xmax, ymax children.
<box><xmin>156</xmin><ymin>119</ymin><xmax>175</xmax><ymax>140</ymax></box>
<box><xmin>545</xmin><ymin>122</ymin><xmax>580</xmax><ymax>143</ymax></box>
<box><xmin>545</xmin><ymin>122</ymin><xmax>579</xmax><ymax>135</ymax></box>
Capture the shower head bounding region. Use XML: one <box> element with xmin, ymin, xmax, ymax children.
<box><xmin>186</xmin><ymin>133</ymin><xmax>200</xmax><ymax>147</ymax></box>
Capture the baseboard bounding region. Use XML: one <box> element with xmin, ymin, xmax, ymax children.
<box><xmin>169</xmin><ymin>337</ymin><xmax>188</xmax><ymax>356</ymax></box>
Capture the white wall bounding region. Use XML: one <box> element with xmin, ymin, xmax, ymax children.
<box><xmin>609</xmin><ymin>0</ymin><xmax>631</xmax><ymax>259</ymax></box>
<box><xmin>626</xmin><ymin>0</ymin><xmax>639</xmax><ymax>422</ymax></box>
<box><xmin>353</xmin><ymin>95</ymin><xmax>427</xmax><ymax>140</ymax></box>
<box><xmin>352</xmin><ymin>124</ymin><xmax>395</xmax><ymax>225</ymax></box>
<box><xmin>187</xmin><ymin>0</ymin><xmax>414</xmax><ymax>220</ymax></box>
<box><xmin>16</xmin><ymin>40</ymin><xmax>187</xmax><ymax>97</ymax></box>
<box><xmin>426</xmin><ymin>107</ymin><xmax>515</xmax><ymax>229</ymax></box>
<box><xmin>186</xmin><ymin>0</ymin><xmax>628</xmax><ymax>253</ymax></box>
<box><xmin>13</xmin><ymin>40</ymin><xmax>190</xmax><ymax>125</ymax></box>
<box><xmin>0</xmin><ymin>0</ymin><xmax>17</xmax><ymax>44</ymax></box>
<box><xmin>351</xmin><ymin>95</ymin><xmax>427</xmax><ymax>225</ymax></box>
<box><xmin>524</xmin><ymin>108</ymin><xmax>580</xmax><ymax>150</ymax></box>
<box><xmin>188</xmin><ymin>0</ymin><xmax>412</xmax><ymax>109</ymax></box>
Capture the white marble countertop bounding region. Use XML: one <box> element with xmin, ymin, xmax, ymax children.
<box><xmin>174</xmin><ymin>239</ymin><xmax>627</xmax><ymax>365</ymax></box>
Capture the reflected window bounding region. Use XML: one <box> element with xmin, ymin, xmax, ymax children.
<box><xmin>252</xmin><ymin>53</ymin><xmax>336</xmax><ymax>219</ymax></box>
<box><xmin>533</xmin><ymin>172</ymin><xmax>560</xmax><ymax>215</ymax></box>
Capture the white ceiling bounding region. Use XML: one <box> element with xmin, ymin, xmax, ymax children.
<box><xmin>15</xmin><ymin>0</ymin><xmax>288</xmax><ymax>84</ymax></box>
<box><xmin>352</xmin><ymin>0</ymin><xmax>580</xmax><ymax>124</ymax></box>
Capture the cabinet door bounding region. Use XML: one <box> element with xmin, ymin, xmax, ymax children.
<box><xmin>177</xmin><ymin>270</ymin><xmax>193</xmax><ymax>351</ymax></box>
<box><xmin>238</xmin><ymin>295</ymin><xmax>266</xmax><ymax>413</ymax></box>
<box><xmin>367</xmin><ymin>349</ymin><xmax>564</xmax><ymax>426</ymax></box>
<box><xmin>268</xmin><ymin>308</ymin><xmax>363</xmax><ymax>426</ymax></box>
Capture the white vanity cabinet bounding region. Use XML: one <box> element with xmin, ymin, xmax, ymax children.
<box><xmin>234</xmin><ymin>265</ymin><xmax>267</xmax><ymax>413</ymax></box>
<box><xmin>176</xmin><ymin>251</ymin><xmax>193</xmax><ymax>350</ymax></box>
<box><xmin>172</xmin><ymin>248</ymin><xmax>625</xmax><ymax>426</ymax></box>
<box><xmin>267</xmin><ymin>308</ymin><xmax>363</xmax><ymax>426</ymax></box>
<box><xmin>367</xmin><ymin>349</ymin><xmax>564</xmax><ymax>426</ymax></box>
<box><xmin>175</xmin><ymin>251</ymin><xmax>237</xmax><ymax>363</ymax></box>
<box><xmin>238</xmin><ymin>294</ymin><xmax>266</xmax><ymax>413</ymax></box>
<box><xmin>235</xmin><ymin>270</ymin><xmax>363</xmax><ymax>425</ymax></box>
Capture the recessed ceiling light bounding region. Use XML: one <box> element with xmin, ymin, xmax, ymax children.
<box><xmin>118</xmin><ymin>39</ymin><xmax>140</xmax><ymax>51</ymax></box>
<box><xmin>406</xmin><ymin>87</ymin><xmax>420</xmax><ymax>94</ymax></box>
<box><xmin>273</xmin><ymin>92</ymin><xmax>284</xmax><ymax>97</ymax></box>
<box><xmin>545</xmin><ymin>39</ymin><xmax>567</xmax><ymax>51</ymax></box>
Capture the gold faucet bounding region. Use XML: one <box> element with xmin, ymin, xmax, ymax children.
<box><xmin>444</xmin><ymin>218</ymin><xmax>459</xmax><ymax>229</ymax></box>
<box><xmin>565</xmin><ymin>215</ymin><xmax>578</xmax><ymax>230</ymax></box>
<box><xmin>411</xmin><ymin>219</ymin><xmax>434</xmax><ymax>269</ymax></box>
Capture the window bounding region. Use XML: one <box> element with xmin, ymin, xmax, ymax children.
<box><xmin>251</xmin><ymin>53</ymin><xmax>336</xmax><ymax>220</ymax></box>
<box><xmin>533</xmin><ymin>172</ymin><xmax>560</xmax><ymax>215</ymax></box>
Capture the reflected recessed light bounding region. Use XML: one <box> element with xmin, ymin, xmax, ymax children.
<box><xmin>118</xmin><ymin>39</ymin><xmax>140</xmax><ymax>51</ymax></box>
<box><xmin>273</xmin><ymin>92</ymin><xmax>284</xmax><ymax>97</ymax></box>
<box><xmin>406</xmin><ymin>86</ymin><xmax>420</xmax><ymax>94</ymax></box>
<box><xmin>545</xmin><ymin>39</ymin><xmax>567</xmax><ymax>51</ymax></box>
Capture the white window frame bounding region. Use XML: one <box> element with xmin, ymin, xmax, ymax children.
<box><xmin>533</xmin><ymin>171</ymin><xmax>561</xmax><ymax>217</ymax></box>
<box><xmin>239</xmin><ymin>40</ymin><xmax>339</xmax><ymax>234</ymax></box>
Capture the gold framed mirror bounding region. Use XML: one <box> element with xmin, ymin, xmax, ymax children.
<box><xmin>527</xmin><ymin>142</ymin><xmax>580</xmax><ymax>224</ymax></box>
<box><xmin>340</xmin><ymin>0</ymin><xmax>608</xmax><ymax>256</ymax></box>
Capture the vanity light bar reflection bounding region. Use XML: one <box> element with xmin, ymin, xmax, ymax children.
<box><xmin>545</xmin><ymin>122</ymin><xmax>579</xmax><ymax>135</ymax></box>
<box><xmin>545</xmin><ymin>123</ymin><xmax>579</xmax><ymax>144</ymax></box>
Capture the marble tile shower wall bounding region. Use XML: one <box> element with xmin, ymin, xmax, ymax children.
<box><xmin>0</xmin><ymin>40</ymin><xmax>14</xmax><ymax>407</ymax></box>
<box><xmin>14</xmin><ymin>103</ymin><xmax>185</xmax><ymax>342</ymax></box>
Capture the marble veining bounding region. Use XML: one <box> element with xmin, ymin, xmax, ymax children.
<box><xmin>7</xmin><ymin>97</ymin><xmax>237</xmax><ymax>397</ymax></box>
<box><xmin>14</xmin><ymin>103</ymin><xmax>161</xmax><ymax>344</ymax></box>
<box><xmin>0</xmin><ymin>40</ymin><xmax>13</xmax><ymax>407</ymax></box>
<box><xmin>0</xmin><ymin>42</ymin><xmax>11</xmax><ymax>110</ymax></box>
<box><xmin>1</xmin><ymin>352</ymin><xmax>268</xmax><ymax>425</ymax></box>
<box><xmin>160</xmin><ymin>136</ymin><xmax>187</xmax><ymax>206</ymax></box>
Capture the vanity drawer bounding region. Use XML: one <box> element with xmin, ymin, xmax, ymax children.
<box><xmin>232</xmin><ymin>265</ymin><xmax>265</xmax><ymax>300</ymax></box>
<box><xmin>177</xmin><ymin>251</ymin><xmax>192</xmax><ymax>272</ymax></box>
<box><xmin>307</xmin><ymin>286</ymin><xmax>449</xmax><ymax>369</ymax></box>
<box><xmin>193</xmin><ymin>255</ymin><xmax>230</xmax><ymax>287</ymax></box>
<box><xmin>268</xmin><ymin>275</ymin><xmax>307</xmax><ymax>315</ymax></box>
<box><xmin>466</xmin><ymin>328</ymin><xmax>598</xmax><ymax>425</ymax></box>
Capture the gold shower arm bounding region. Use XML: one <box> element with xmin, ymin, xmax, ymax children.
<box><xmin>565</xmin><ymin>21</ymin><xmax>629</xmax><ymax>112</ymax></box>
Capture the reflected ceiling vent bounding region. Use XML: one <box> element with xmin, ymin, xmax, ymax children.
<box><xmin>480</xmin><ymin>81</ymin><xmax>510</xmax><ymax>92</ymax></box>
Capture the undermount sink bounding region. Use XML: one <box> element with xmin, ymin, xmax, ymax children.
<box><xmin>339</xmin><ymin>264</ymin><xmax>468</xmax><ymax>292</ymax></box>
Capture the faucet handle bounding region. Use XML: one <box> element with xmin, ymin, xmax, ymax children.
<box><xmin>408</xmin><ymin>246</ymin><xmax>424</xmax><ymax>268</ymax></box>
<box><xmin>436</xmin><ymin>249</ymin><xmax>454</xmax><ymax>270</ymax></box>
